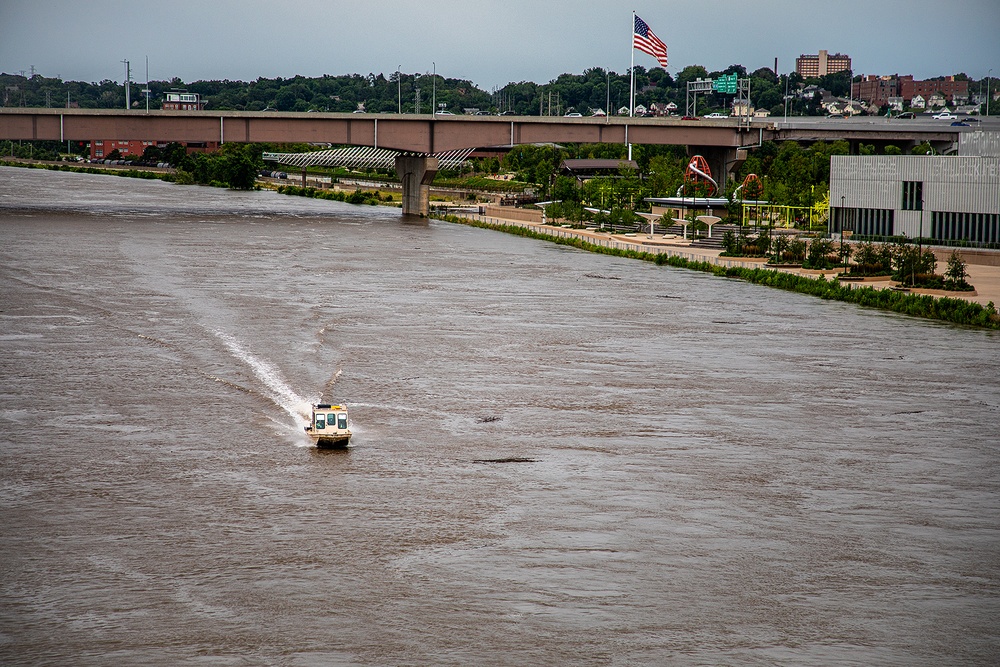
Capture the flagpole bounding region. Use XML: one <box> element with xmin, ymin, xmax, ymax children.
<box><xmin>629</xmin><ymin>11</ymin><xmax>635</xmax><ymax>161</ymax></box>
<box><xmin>629</xmin><ymin>11</ymin><xmax>635</xmax><ymax>118</ymax></box>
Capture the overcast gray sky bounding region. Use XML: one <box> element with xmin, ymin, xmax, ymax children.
<box><xmin>2</xmin><ymin>0</ymin><xmax>998</xmax><ymax>88</ymax></box>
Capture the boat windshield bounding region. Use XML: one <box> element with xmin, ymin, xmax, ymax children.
<box><xmin>315</xmin><ymin>415</ymin><xmax>326</xmax><ymax>429</ymax></box>
<box><xmin>337</xmin><ymin>413</ymin><xmax>348</xmax><ymax>429</ymax></box>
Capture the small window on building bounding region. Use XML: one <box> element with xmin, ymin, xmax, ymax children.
<box><xmin>902</xmin><ymin>181</ymin><xmax>923</xmax><ymax>211</ymax></box>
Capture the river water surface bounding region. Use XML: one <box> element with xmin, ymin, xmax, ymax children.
<box><xmin>1</xmin><ymin>166</ymin><xmax>998</xmax><ymax>666</ymax></box>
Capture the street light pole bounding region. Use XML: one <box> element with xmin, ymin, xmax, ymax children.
<box><xmin>606</xmin><ymin>69</ymin><xmax>610</xmax><ymax>119</ymax></box>
<box><xmin>397</xmin><ymin>65</ymin><xmax>402</xmax><ymax>114</ymax></box>
<box><xmin>121</xmin><ymin>59</ymin><xmax>130</xmax><ymax>110</ymax></box>
<box><xmin>432</xmin><ymin>61</ymin><xmax>435</xmax><ymax>115</ymax></box>
<box><xmin>988</xmin><ymin>69</ymin><xmax>993</xmax><ymax>118</ymax></box>
<box><xmin>143</xmin><ymin>55</ymin><xmax>150</xmax><ymax>113</ymax></box>
<box><xmin>840</xmin><ymin>195</ymin><xmax>846</xmax><ymax>266</ymax></box>
<box><xmin>783</xmin><ymin>73</ymin><xmax>789</xmax><ymax>124</ymax></box>
<box><xmin>918</xmin><ymin>191</ymin><xmax>924</xmax><ymax>252</ymax></box>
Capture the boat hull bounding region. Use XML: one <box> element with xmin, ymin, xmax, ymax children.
<box><xmin>311</xmin><ymin>433</ymin><xmax>352</xmax><ymax>449</ymax></box>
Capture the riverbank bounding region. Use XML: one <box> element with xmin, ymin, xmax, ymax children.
<box><xmin>6</xmin><ymin>158</ymin><xmax>998</xmax><ymax>326</ymax></box>
<box><xmin>441</xmin><ymin>212</ymin><xmax>1000</xmax><ymax>329</ymax></box>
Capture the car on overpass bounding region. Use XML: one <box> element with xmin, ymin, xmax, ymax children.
<box><xmin>932</xmin><ymin>111</ymin><xmax>957</xmax><ymax>120</ymax></box>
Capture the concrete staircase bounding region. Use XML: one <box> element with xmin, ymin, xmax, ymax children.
<box><xmin>651</xmin><ymin>223</ymin><xmax>746</xmax><ymax>250</ymax></box>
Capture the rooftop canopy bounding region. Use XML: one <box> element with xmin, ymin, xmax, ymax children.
<box><xmin>559</xmin><ymin>159</ymin><xmax>639</xmax><ymax>180</ymax></box>
<box><xmin>645</xmin><ymin>196</ymin><xmax>769</xmax><ymax>209</ymax></box>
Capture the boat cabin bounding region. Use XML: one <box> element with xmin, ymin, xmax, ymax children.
<box><xmin>305</xmin><ymin>403</ymin><xmax>351</xmax><ymax>448</ymax></box>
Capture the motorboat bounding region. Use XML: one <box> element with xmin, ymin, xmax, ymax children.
<box><xmin>305</xmin><ymin>403</ymin><xmax>352</xmax><ymax>448</ymax></box>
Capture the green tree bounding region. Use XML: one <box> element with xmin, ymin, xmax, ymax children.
<box><xmin>551</xmin><ymin>175</ymin><xmax>579</xmax><ymax>203</ymax></box>
<box><xmin>944</xmin><ymin>250</ymin><xmax>970</xmax><ymax>290</ymax></box>
<box><xmin>218</xmin><ymin>144</ymin><xmax>263</xmax><ymax>190</ymax></box>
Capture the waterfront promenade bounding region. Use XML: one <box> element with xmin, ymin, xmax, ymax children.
<box><xmin>458</xmin><ymin>211</ymin><xmax>1000</xmax><ymax>309</ymax></box>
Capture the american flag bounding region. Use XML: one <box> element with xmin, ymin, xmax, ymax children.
<box><xmin>633</xmin><ymin>15</ymin><xmax>668</xmax><ymax>68</ymax></box>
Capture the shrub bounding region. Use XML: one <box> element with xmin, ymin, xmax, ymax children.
<box><xmin>803</xmin><ymin>238</ymin><xmax>835</xmax><ymax>269</ymax></box>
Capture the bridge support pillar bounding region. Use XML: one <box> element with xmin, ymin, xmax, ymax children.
<box><xmin>395</xmin><ymin>155</ymin><xmax>439</xmax><ymax>217</ymax></box>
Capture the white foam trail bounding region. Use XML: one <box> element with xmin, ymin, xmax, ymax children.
<box><xmin>213</xmin><ymin>330</ymin><xmax>310</xmax><ymax>425</ymax></box>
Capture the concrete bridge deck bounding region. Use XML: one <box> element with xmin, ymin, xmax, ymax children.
<box><xmin>0</xmin><ymin>108</ymin><xmax>964</xmax><ymax>154</ymax></box>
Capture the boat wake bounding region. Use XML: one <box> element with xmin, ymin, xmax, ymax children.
<box><xmin>322</xmin><ymin>368</ymin><xmax>342</xmax><ymax>402</ymax></box>
<box><xmin>212</xmin><ymin>330</ymin><xmax>312</xmax><ymax>427</ymax></box>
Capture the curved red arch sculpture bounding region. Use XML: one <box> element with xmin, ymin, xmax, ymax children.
<box><xmin>682</xmin><ymin>155</ymin><xmax>717</xmax><ymax>197</ymax></box>
<box><xmin>740</xmin><ymin>173</ymin><xmax>762</xmax><ymax>199</ymax></box>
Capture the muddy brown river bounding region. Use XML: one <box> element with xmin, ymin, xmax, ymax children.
<box><xmin>1</xmin><ymin>166</ymin><xmax>998</xmax><ymax>665</ymax></box>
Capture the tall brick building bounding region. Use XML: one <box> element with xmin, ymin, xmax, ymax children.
<box><xmin>796</xmin><ymin>50</ymin><xmax>852</xmax><ymax>78</ymax></box>
<box><xmin>852</xmin><ymin>75</ymin><xmax>899</xmax><ymax>107</ymax></box>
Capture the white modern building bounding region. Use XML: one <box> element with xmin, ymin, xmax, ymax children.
<box><xmin>829</xmin><ymin>132</ymin><xmax>1000</xmax><ymax>247</ymax></box>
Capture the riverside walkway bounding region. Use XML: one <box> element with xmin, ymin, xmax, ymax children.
<box><xmin>458</xmin><ymin>212</ymin><xmax>1000</xmax><ymax>309</ymax></box>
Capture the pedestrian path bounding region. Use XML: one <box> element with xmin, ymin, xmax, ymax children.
<box><xmin>463</xmin><ymin>213</ymin><xmax>1000</xmax><ymax>308</ymax></box>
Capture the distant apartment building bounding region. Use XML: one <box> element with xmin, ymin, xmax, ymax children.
<box><xmin>796</xmin><ymin>50</ymin><xmax>851</xmax><ymax>78</ymax></box>
<box><xmin>897</xmin><ymin>76</ymin><xmax>968</xmax><ymax>105</ymax></box>
<box><xmin>853</xmin><ymin>75</ymin><xmax>969</xmax><ymax>108</ymax></box>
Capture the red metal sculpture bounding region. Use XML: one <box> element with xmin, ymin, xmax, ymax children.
<box><xmin>682</xmin><ymin>155</ymin><xmax>717</xmax><ymax>197</ymax></box>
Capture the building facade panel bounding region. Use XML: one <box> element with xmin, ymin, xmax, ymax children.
<box><xmin>961</xmin><ymin>131</ymin><xmax>1000</xmax><ymax>158</ymax></box>
<box><xmin>893</xmin><ymin>209</ymin><xmax>925</xmax><ymax>238</ymax></box>
<box><xmin>830</xmin><ymin>151</ymin><xmax>1000</xmax><ymax>245</ymax></box>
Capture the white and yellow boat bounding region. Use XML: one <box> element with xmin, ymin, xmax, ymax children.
<box><xmin>304</xmin><ymin>404</ymin><xmax>352</xmax><ymax>448</ymax></box>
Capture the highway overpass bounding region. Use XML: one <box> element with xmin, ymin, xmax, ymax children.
<box><xmin>0</xmin><ymin>108</ymin><xmax>971</xmax><ymax>215</ymax></box>
<box><xmin>0</xmin><ymin>107</ymin><xmax>966</xmax><ymax>153</ymax></box>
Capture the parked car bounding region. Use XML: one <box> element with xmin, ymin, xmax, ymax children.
<box><xmin>932</xmin><ymin>111</ymin><xmax>957</xmax><ymax>120</ymax></box>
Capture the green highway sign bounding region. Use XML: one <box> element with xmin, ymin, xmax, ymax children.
<box><xmin>713</xmin><ymin>74</ymin><xmax>738</xmax><ymax>94</ymax></box>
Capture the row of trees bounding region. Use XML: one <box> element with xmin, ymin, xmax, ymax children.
<box><xmin>4</xmin><ymin>68</ymin><xmax>995</xmax><ymax>117</ymax></box>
